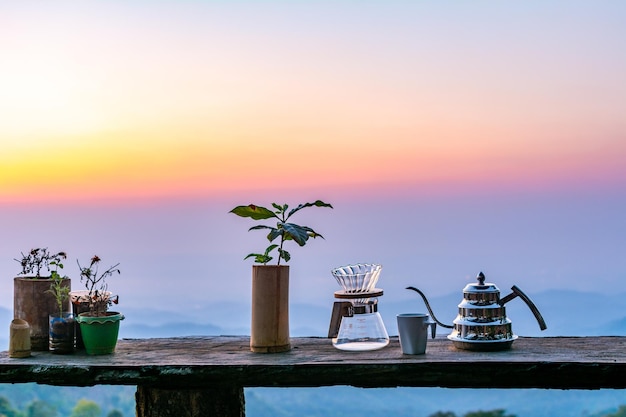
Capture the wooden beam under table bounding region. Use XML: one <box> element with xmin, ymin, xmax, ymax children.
<box><xmin>135</xmin><ymin>385</ymin><xmax>244</xmax><ymax>417</ymax></box>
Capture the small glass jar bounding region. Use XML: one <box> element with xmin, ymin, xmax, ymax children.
<box><xmin>49</xmin><ymin>312</ymin><xmax>75</xmax><ymax>354</ymax></box>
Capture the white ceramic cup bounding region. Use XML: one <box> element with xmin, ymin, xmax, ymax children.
<box><xmin>397</xmin><ymin>313</ymin><xmax>436</xmax><ymax>355</ymax></box>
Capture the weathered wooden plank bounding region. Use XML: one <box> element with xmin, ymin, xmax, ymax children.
<box><xmin>1</xmin><ymin>336</ymin><xmax>625</xmax><ymax>389</ymax></box>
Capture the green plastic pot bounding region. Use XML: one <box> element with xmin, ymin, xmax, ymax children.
<box><xmin>76</xmin><ymin>312</ymin><xmax>124</xmax><ymax>355</ymax></box>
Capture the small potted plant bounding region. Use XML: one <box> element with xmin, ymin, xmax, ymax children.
<box><xmin>13</xmin><ymin>248</ymin><xmax>70</xmax><ymax>351</ymax></box>
<box><xmin>70</xmin><ymin>270</ymin><xmax>118</xmax><ymax>350</ymax></box>
<box><xmin>230</xmin><ymin>200</ymin><xmax>333</xmax><ymax>353</ymax></box>
<box><xmin>47</xmin><ymin>265</ymin><xmax>74</xmax><ymax>354</ymax></box>
<box><xmin>74</xmin><ymin>255</ymin><xmax>124</xmax><ymax>355</ymax></box>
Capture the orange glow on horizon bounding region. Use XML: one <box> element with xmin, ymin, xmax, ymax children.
<box><xmin>2</xmin><ymin>124</ymin><xmax>624</xmax><ymax>205</ymax></box>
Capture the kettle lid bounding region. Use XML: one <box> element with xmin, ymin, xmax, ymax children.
<box><xmin>462</xmin><ymin>272</ymin><xmax>499</xmax><ymax>294</ymax></box>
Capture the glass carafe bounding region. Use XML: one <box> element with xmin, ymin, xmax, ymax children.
<box><xmin>332</xmin><ymin>298</ymin><xmax>389</xmax><ymax>351</ymax></box>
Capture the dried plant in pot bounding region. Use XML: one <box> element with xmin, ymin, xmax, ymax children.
<box><xmin>70</xmin><ymin>287</ymin><xmax>117</xmax><ymax>349</ymax></box>
<box><xmin>13</xmin><ymin>248</ymin><xmax>70</xmax><ymax>351</ymax></box>
<box><xmin>74</xmin><ymin>255</ymin><xmax>124</xmax><ymax>355</ymax></box>
<box><xmin>230</xmin><ymin>201</ymin><xmax>333</xmax><ymax>353</ymax></box>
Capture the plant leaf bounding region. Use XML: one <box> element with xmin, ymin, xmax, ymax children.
<box><xmin>244</xmin><ymin>253</ymin><xmax>273</xmax><ymax>264</ymax></box>
<box><xmin>248</xmin><ymin>225</ymin><xmax>275</xmax><ymax>232</ymax></box>
<box><xmin>281</xmin><ymin>223</ymin><xmax>310</xmax><ymax>246</ymax></box>
<box><xmin>278</xmin><ymin>248</ymin><xmax>291</xmax><ymax>262</ymax></box>
<box><xmin>271</xmin><ymin>203</ymin><xmax>284</xmax><ymax>213</ymax></box>
<box><xmin>230</xmin><ymin>205</ymin><xmax>277</xmax><ymax>220</ymax></box>
<box><xmin>264</xmin><ymin>244</ymin><xmax>278</xmax><ymax>255</ymax></box>
<box><xmin>302</xmin><ymin>226</ymin><xmax>325</xmax><ymax>239</ymax></box>
<box><xmin>286</xmin><ymin>200</ymin><xmax>333</xmax><ymax>220</ymax></box>
<box><xmin>267</xmin><ymin>228</ymin><xmax>283</xmax><ymax>242</ymax></box>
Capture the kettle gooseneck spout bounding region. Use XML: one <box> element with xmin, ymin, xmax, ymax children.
<box><xmin>405</xmin><ymin>286</ymin><xmax>454</xmax><ymax>329</ymax></box>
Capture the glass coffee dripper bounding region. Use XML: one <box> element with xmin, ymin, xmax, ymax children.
<box><xmin>328</xmin><ymin>263</ymin><xmax>389</xmax><ymax>351</ymax></box>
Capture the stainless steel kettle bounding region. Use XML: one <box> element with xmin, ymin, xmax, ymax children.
<box><xmin>407</xmin><ymin>272</ymin><xmax>547</xmax><ymax>351</ymax></box>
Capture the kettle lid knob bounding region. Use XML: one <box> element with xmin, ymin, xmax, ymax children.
<box><xmin>463</xmin><ymin>271</ymin><xmax>499</xmax><ymax>293</ymax></box>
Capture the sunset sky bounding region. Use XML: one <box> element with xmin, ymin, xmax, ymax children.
<box><xmin>1</xmin><ymin>1</ymin><xmax>625</xmax><ymax>330</ymax></box>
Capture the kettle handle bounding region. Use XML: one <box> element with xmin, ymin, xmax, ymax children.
<box><xmin>500</xmin><ymin>285</ymin><xmax>547</xmax><ymax>331</ymax></box>
<box><xmin>406</xmin><ymin>287</ymin><xmax>454</xmax><ymax>329</ymax></box>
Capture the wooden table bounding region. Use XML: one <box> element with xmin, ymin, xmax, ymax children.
<box><xmin>2</xmin><ymin>336</ymin><xmax>625</xmax><ymax>416</ymax></box>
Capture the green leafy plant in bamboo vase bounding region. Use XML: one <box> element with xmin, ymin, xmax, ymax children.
<box><xmin>230</xmin><ymin>200</ymin><xmax>333</xmax><ymax>353</ymax></box>
<box><xmin>74</xmin><ymin>255</ymin><xmax>124</xmax><ymax>355</ymax></box>
<box><xmin>47</xmin><ymin>266</ymin><xmax>75</xmax><ymax>354</ymax></box>
<box><xmin>13</xmin><ymin>248</ymin><xmax>70</xmax><ymax>351</ymax></box>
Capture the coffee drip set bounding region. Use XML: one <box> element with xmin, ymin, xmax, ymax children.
<box><xmin>327</xmin><ymin>263</ymin><xmax>547</xmax><ymax>352</ymax></box>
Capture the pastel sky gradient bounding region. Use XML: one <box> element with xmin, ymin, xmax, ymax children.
<box><xmin>1</xmin><ymin>1</ymin><xmax>625</xmax><ymax>325</ymax></box>
<box><xmin>3</xmin><ymin>1</ymin><xmax>625</xmax><ymax>202</ymax></box>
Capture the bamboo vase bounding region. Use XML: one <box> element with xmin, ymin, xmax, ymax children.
<box><xmin>250</xmin><ymin>265</ymin><xmax>290</xmax><ymax>353</ymax></box>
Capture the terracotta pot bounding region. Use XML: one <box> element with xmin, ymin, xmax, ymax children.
<box><xmin>13</xmin><ymin>277</ymin><xmax>71</xmax><ymax>351</ymax></box>
<box><xmin>250</xmin><ymin>265</ymin><xmax>290</xmax><ymax>353</ymax></box>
